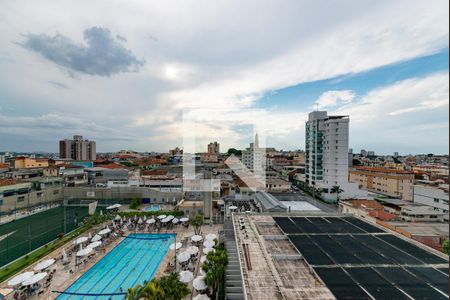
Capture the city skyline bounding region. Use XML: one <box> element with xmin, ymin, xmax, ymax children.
<box><xmin>0</xmin><ymin>1</ymin><xmax>448</xmax><ymax>154</ymax></box>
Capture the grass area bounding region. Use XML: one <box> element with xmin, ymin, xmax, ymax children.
<box><xmin>0</xmin><ymin>223</ymin><xmax>91</xmax><ymax>284</ymax></box>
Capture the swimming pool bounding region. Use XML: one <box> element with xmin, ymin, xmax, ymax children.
<box><xmin>57</xmin><ymin>233</ymin><xmax>174</xmax><ymax>299</ymax></box>
<box><xmin>144</xmin><ymin>204</ymin><xmax>162</xmax><ymax>212</ymax></box>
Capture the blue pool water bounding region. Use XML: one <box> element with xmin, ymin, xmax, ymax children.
<box><xmin>144</xmin><ymin>204</ymin><xmax>162</xmax><ymax>212</ymax></box>
<box><xmin>57</xmin><ymin>233</ymin><xmax>174</xmax><ymax>299</ymax></box>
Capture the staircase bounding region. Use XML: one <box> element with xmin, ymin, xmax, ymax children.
<box><xmin>224</xmin><ymin>220</ymin><xmax>245</xmax><ymax>300</ymax></box>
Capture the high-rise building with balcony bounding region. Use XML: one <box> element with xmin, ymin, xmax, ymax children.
<box><xmin>305</xmin><ymin>111</ymin><xmax>365</xmax><ymax>201</ymax></box>
<box><xmin>59</xmin><ymin>135</ymin><xmax>96</xmax><ymax>161</ymax></box>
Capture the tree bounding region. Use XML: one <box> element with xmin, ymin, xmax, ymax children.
<box><xmin>142</xmin><ymin>279</ymin><xmax>165</xmax><ymax>300</ymax></box>
<box><xmin>202</xmin><ymin>246</ymin><xmax>229</xmax><ymax>300</ymax></box>
<box><xmin>443</xmin><ymin>239</ymin><xmax>449</xmax><ymax>255</ymax></box>
<box><xmin>126</xmin><ymin>284</ymin><xmax>143</xmax><ymax>300</ymax></box>
<box><xmin>158</xmin><ymin>272</ymin><xmax>190</xmax><ymax>300</ymax></box>
<box><xmin>352</xmin><ymin>159</ymin><xmax>362</xmax><ymax>166</ymax></box>
<box><xmin>190</xmin><ymin>213</ymin><xmax>204</xmax><ymax>235</ymax></box>
<box><xmin>129</xmin><ymin>197</ymin><xmax>142</xmax><ymax>210</ymax></box>
<box><xmin>227</xmin><ymin>148</ymin><xmax>242</xmax><ymax>156</ymax></box>
<box><xmin>330</xmin><ymin>185</ymin><xmax>344</xmax><ymax>202</ymax></box>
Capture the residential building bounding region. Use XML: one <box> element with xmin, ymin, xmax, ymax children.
<box><xmin>265</xmin><ymin>178</ymin><xmax>291</xmax><ymax>192</ymax></box>
<box><xmin>305</xmin><ymin>111</ymin><xmax>364</xmax><ymax>201</ymax></box>
<box><xmin>14</xmin><ymin>157</ymin><xmax>49</xmax><ymax>169</ymax></box>
<box><xmin>413</xmin><ymin>184</ymin><xmax>449</xmax><ymax>221</ymax></box>
<box><xmin>400</xmin><ymin>205</ymin><xmax>446</xmax><ymax>222</ymax></box>
<box><xmin>59</xmin><ymin>135</ymin><xmax>96</xmax><ymax>161</ymax></box>
<box><xmin>349</xmin><ymin>166</ymin><xmax>414</xmax><ymax>201</ymax></box>
<box><xmin>207</xmin><ymin>142</ymin><xmax>220</xmax><ymax>155</ymax></box>
<box><xmin>0</xmin><ymin>155</ymin><xmax>5</xmax><ymax>164</ymax></box>
<box><xmin>169</xmin><ymin>147</ymin><xmax>183</xmax><ymax>155</ymax></box>
<box><xmin>242</xmin><ymin>133</ymin><xmax>265</xmax><ymax>177</ymax></box>
<box><xmin>360</xmin><ymin>149</ymin><xmax>367</xmax><ymax>156</ymax></box>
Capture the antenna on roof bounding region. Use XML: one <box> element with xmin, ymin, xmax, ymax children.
<box><xmin>315</xmin><ymin>103</ymin><xmax>319</xmax><ymax>111</ymax></box>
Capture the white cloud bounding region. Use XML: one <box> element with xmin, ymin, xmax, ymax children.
<box><xmin>0</xmin><ymin>0</ymin><xmax>448</xmax><ymax>151</ymax></box>
<box><xmin>315</xmin><ymin>90</ymin><xmax>356</xmax><ymax>109</ymax></box>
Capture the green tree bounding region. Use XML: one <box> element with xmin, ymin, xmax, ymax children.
<box><xmin>226</xmin><ymin>148</ymin><xmax>242</xmax><ymax>156</ymax></box>
<box><xmin>126</xmin><ymin>284</ymin><xmax>143</xmax><ymax>300</ymax></box>
<box><xmin>330</xmin><ymin>185</ymin><xmax>344</xmax><ymax>202</ymax></box>
<box><xmin>190</xmin><ymin>213</ymin><xmax>204</xmax><ymax>235</ymax></box>
<box><xmin>352</xmin><ymin>159</ymin><xmax>362</xmax><ymax>166</ymax></box>
<box><xmin>142</xmin><ymin>280</ymin><xmax>165</xmax><ymax>300</ymax></box>
<box><xmin>129</xmin><ymin>197</ymin><xmax>142</xmax><ymax>210</ymax></box>
<box><xmin>443</xmin><ymin>239</ymin><xmax>449</xmax><ymax>255</ymax></box>
<box><xmin>202</xmin><ymin>246</ymin><xmax>228</xmax><ymax>300</ymax></box>
<box><xmin>158</xmin><ymin>272</ymin><xmax>190</xmax><ymax>300</ymax></box>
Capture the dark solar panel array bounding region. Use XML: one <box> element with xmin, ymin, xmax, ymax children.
<box><xmin>273</xmin><ymin>216</ymin><xmax>449</xmax><ymax>300</ymax></box>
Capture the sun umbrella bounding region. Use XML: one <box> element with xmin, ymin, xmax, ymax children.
<box><xmin>166</xmin><ymin>215</ymin><xmax>174</xmax><ymax>221</ymax></box>
<box><xmin>134</xmin><ymin>215</ymin><xmax>137</xmax><ymax>221</ymax></box>
<box><xmin>193</xmin><ymin>276</ymin><xmax>207</xmax><ymax>291</ymax></box>
<box><xmin>98</xmin><ymin>228</ymin><xmax>111</xmax><ymax>235</ymax></box>
<box><xmin>22</xmin><ymin>272</ymin><xmax>47</xmax><ymax>286</ymax></box>
<box><xmin>62</xmin><ymin>249</ymin><xmax>68</xmax><ymax>263</ymax></box>
<box><xmin>113</xmin><ymin>204</ymin><xmax>122</xmax><ymax>208</ymax></box>
<box><xmin>106</xmin><ymin>205</ymin><xmax>115</xmax><ymax>210</ymax></box>
<box><xmin>229</xmin><ymin>205</ymin><xmax>238</xmax><ymax>210</ymax></box>
<box><xmin>87</xmin><ymin>241</ymin><xmax>102</xmax><ymax>249</ymax></box>
<box><xmin>191</xmin><ymin>235</ymin><xmax>203</xmax><ymax>242</ymax></box>
<box><xmin>8</xmin><ymin>272</ymin><xmax>34</xmax><ymax>286</ymax></box>
<box><xmin>200</xmin><ymin>256</ymin><xmax>207</xmax><ymax>264</ymax></box>
<box><xmin>177</xmin><ymin>251</ymin><xmax>191</xmax><ymax>263</ymax></box>
<box><xmin>203</xmin><ymin>247</ymin><xmax>214</xmax><ymax>255</ymax></box>
<box><xmin>88</xmin><ymin>232</ymin><xmax>92</xmax><ymax>239</ymax></box>
<box><xmin>138</xmin><ymin>218</ymin><xmax>143</xmax><ymax>224</ymax></box>
<box><xmin>114</xmin><ymin>215</ymin><xmax>122</xmax><ymax>221</ymax></box>
<box><xmin>143</xmin><ymin>215</ymin><xmax>147</xmax><ymax>221</ymax></box>
<box><xmin>199</xmin><ymin>268</ymin><xmax>206</xmax><ymax>276</ymax></box>
<box><xmin>193</xmin><ymin>293</ymin><xmax>210</xmax><ymax>300</ymax></box>
<box><xmin>91</xmin><ymin>234</ymin><xmax>102</xmax><ymax>242</ymax></box>
<box><xmin>203</xmin><ymin>240</ymin><xmax>215</xmax><ymax>248</ymax></box>
<box><xmin>33</xmin><ymin>259</ymin><xmax>55</xmax><ymax>271</ymax></box>
<box><xmin>169</xmin><ymin>242</ymin><xmax>182</xmax><ymax>250</ymax></box>
<box><xmin>180</xmin><ymin>217</ymin><xmax>189</xmax><ymax>222</ymax></box>
<box><xmin>146</xmin><ymin>218</ymin><xmax>155</xmax><ymax>224</ymax></box>
<box><xmin>179</xmin><ymin>270</ymin><xmax>194</xmax><ymax>283</ymax></box>
<box><xmin>123</xmin><ymin>216</ymin><xmax>127</xmax><ymax>222</ymax></box>
<box><xmin>157</xmin><ymin>214</ymin><xmax>167</xmax><ymax>219</ymax></box>
<box><xmin>161</xmin><ymin>218</ymin><xmax>170</xmax><ymax>223</ymax></box>
<box><xmin>77</xmin><ymin>247</ymin><xmax>93</xmax><ymax>257</ymax></box>
<box><xmin>172</xmin><ymin>218</ymin><xmax>179</xmax><ymax>224</ymax></box>
<box><xmin>100</xmin><ymin>210</ymin><xmax>103</xmax><ymax>215</ymax></box>
<box><xmin>205</xmin><ymin>233</ymin><xmax>217</xmax><ymax>241</ymax></box>
<box><xmin>186</xmin><ymin>246</ymin><xmax>199</xmax><ymax>255</ymax></box>
<box><xmin>74</xmin><ymin>237</ymin><xmax>88</xmax><ymax>245</ymax></box>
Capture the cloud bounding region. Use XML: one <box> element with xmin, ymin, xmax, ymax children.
<box><xmin>315</xmin><ymin>90</ymin><xmax>356</xmax><ymax>109</ymax></box>
<box><xmin>47</xmin><ymin>81</ymin><xmax>68</xmax><ymax>89</ymax></box>
<box><xmin>19</xmin><ymin>27</ymin><xmax>144</xmax><ymax>76</ymax></box>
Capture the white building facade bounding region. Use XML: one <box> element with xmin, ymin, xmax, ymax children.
<box><xmin>305</xmin><ymin>111</ymin><xmax>365</xmax><ymax>201</ymax></box>
<box><xmin>413</xmin><ymin>184</ymin><xmax>449</xmax><ymax>221</ymax></box>
<box><xmin>242</xmin><ymin>134</ymin><xmax>266</xmax><ymax>178</ymax></box>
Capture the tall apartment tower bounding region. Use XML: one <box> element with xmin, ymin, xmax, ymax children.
<box><xmin>59</xmin><ymin>135</ymin><xmax>96</xmax><ymax>160</ymax></box>
<box><xmin>207</xmin><ymin>142</ymin><xmax>220</xmax><ymax>155</ymax></box>
<box><xmin>242</xmin><ymin>133</ymin><xmax>265</xmax><ymax>176</ymax></box>
<box><xmin>305</xmin><ymin>111</ymin><xmax>364</xmax><ymax>201</ymax></box>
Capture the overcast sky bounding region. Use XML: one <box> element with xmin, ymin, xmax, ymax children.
<box><xmin>0</xmin><ymin>0</ymin><xmax>448</xmax><ymax>154</ymax></box>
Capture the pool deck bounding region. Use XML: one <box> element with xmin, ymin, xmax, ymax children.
<box><xmin>1</xmin><ymin>222</ymin><xmax>222</xmax><ymax>299</ymax></box>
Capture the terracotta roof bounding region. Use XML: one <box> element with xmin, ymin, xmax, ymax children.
<box><xmin>100</xmin><ymin>163</ymin><xmax>126</xmax><ymax>169</ymax></box>
<box><xmin>343</xmin><ymin>199</ymin><xmax>384</xmax><ymax>210</ymax></box>
<box><xmin>0</xmin><ymin>179</ymin><xmax>20</xmax><ymax>187</ymax></box>
<box><xmin>369</xmin><ymin>210</ymin><xmax>397</xmax><ymax>221</ymax></box>
<box><xmin>141</xmin><ymin>169</ymin><xmax>168</xmax><ymax>176</ymax></box>
<box><xmin>352</xmin><ymin>166</ymin><xmax>413</xmax><ymax>174</ymax></box>
<box><xmin>0</xmin><ymin>163</ymin><xmax>9</xmax><ymax>168</ymax></box>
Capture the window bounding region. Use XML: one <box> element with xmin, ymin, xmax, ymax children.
<box><xmin>53</xmin><ymin>190</ymin><xmax>59</xmax><ymax>195</ymax></box>
<box><xmin>37</xmin><ymin>192</ymin><xmax>43</xmax><ymax>198</ymax></box>
<box><xmin>434</xmin><ymin>198</ymin><xmax>440</xmax><ymax>203</ymax></box>
<box><xmin>17</xmin><ymin>196</ymin><xmax>25</xmax><ymax>202</ymax></box>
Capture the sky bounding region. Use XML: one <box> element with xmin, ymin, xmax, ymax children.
<box><xmin>0</xmin><ymin>0</ymin><xmax>448</xmax><ymax>155</ymax></box>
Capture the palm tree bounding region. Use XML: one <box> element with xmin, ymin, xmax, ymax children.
<box><xmin>141</xmin><ymin>280</ymin><xmax>165</xmax><ymax>300</ymax></box>
<box><xmin>202</xmin><ymin>246</ymin><xmax>229</xmax><ymax>299</ymax></box>
<box><xmin>190</xmin><ymin>213</ymin><xmax>204</xmax><ymax>235</ymax></box>
<box><xmin>330</xmin><ymin>185</ymin><xmax>344</xmax><ymax>202</ymax></box>
<box><xmin>126</xmin><ymin>284</ymin><xmax>143</xmax><ymax>300</ymax></box>
<box><xmin>158</xmin><ymin>272</ymin><xmax>190</xmax><ymax>300</ymax></box>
